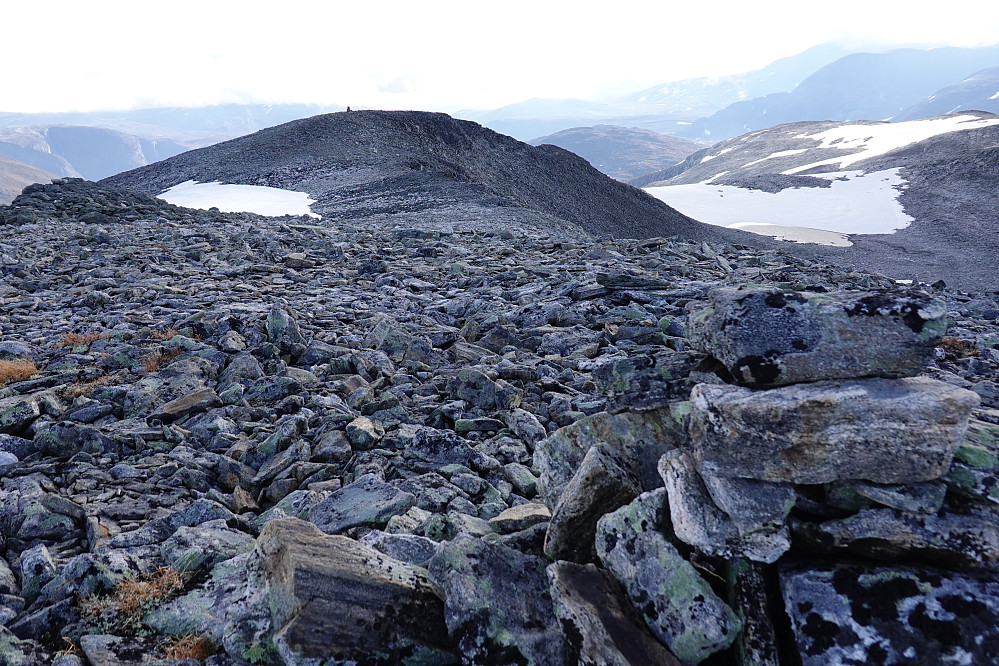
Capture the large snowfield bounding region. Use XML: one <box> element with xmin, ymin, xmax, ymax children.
<box><xmin>646</xmin><ymin>169</ymin><xmax>912</xmax><ymax>246</ymax></box>
<box><xmin>158</xmin><ymin>180</ymin><xmax>320</xmax><ymax>218</ymax></box>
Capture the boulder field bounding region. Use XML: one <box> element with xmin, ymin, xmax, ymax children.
<box><xmin>1</xmin><ymin>178</ymin><xmax>998</xmax><ymax>664</ymax></box>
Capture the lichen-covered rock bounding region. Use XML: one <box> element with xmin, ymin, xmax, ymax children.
<box><xmin>544</xmin><ymin>444</ymin><xmax>641</xmax><ymax>562</ymax></box>
<box><xmin>308</xmin><ymin>473</ymin><xmax>416</xmax><ymax>535</ymax></box>
<box><xmin>596</xmin><ymin>489</ymin><xmax>741</xmax><ymax>664</ymax></box>
<box><xmin>427</xmin><ymin>533</ymin><xmax>564</xmax><ymax>665</ymax></box>
<box><xmin>686</xmin><ymin>286</ymin><xmax>947</xmax><ymax>385</ymax></box>
<box><xmin>534</xmin><ymin>409</ymin><xmax>681</xmax><ymax>509</ymax></box>
<box><xmin>791</xmin><ymin>507</ymin><xmax>999</xmax><ymax>569</ymax></box>
<box><xmin>659</xmin><ymin>450</ymin><xmax>791</xmax><ymax>563</ymax></box>
<box><xmin>547</xmin><ymin>561</ymin><xmax>683</xmax><ymax>666</ymax></box>
<box><xmin>689</xmin><ymin>377</ymin><xmax>979</xmax><ymax>484</ymax></box>
<box><xmin>781</xmin><ymin>562</ymin><xmax>999</xmax><ymax>665</ymax></box>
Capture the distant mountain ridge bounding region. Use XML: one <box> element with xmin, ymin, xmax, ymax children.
<box><xmin>528</xmin><ymin>125</ymin><xmax>702</xmax><ymax>181</ymax></box>
<box><xmin>678</xmin><ymin>46</ymin><xmax>999</xmax><ymax>141</ymax></box>
<box><xmin>0</xmin><ymin>125</ymin><xmax>188</xmax><ymax>180</ymax></box>
<box><xmin>0</xmin><ymin>155</ymin><xmax>55</xmax><ymax>205</ymax></box>
<box><xmin>895</xmin><ymin>66</ymin><xmax>999</xmax><ymax>120</ymax></box>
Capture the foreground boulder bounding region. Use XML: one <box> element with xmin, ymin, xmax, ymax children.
<box><xmin>689</xmin><ymin>377</ymin><xmax>979</xmax><ymax>484</ymax></box>
<box><xmin>428</xmin><ymin>533</ymin><xmax>564</xmax><ymax>665</ymax></box>
<box><xmin>547</xmin><ymin>561</ymin><xmax>682</xmax><ymax>666</ymax></box>
<box><xmin>781</xmin><ymin>561</ymin><xmax>999</xmax><ymax>666</ymax></box>
<box><xmin>686</xmin><ymin>286</ymin><xmax>947</xmax><ymax>385</ymax></box>
<box><xmin>255</xmin><ymin>518</ymin><xmax>453</xmax><ymax>663</ymax></box>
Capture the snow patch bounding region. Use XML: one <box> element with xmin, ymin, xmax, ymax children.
<box><xmin>645</xmin><ymin>169</ymin><xmax>913</xmax><ymax>244</ymax></box>
<box><xmin>158</xmin><ymin>180</ymin><xmax>320</xmax><ymax>218</ymax></box>
<box><xmin>700</xmin><ymin>146</ymin><xmax>735</xmax><ymax>163</ymax></box>
<box><xmin>743</xmin><ymin>148</ymin><xmax>809</xmax><ymax>168</ymax></box>
<box><xmin>990</xmin><ymin>91</ymin><xmax>999</xmax><ymax>100</ymax></box>
<box><xmin>784</xmin><ymin>115</ymin><xmax>999</xmax><ymax>174</ymax></box>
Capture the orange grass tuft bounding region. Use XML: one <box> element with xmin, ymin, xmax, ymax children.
<box><xmin>163</xmin><ymin>634</ymin><xmax>217</xmax><ymax>661</ymax></box>
<box><xmin>0</xmin><ymin>359</ymin><xmax>37</xmax><ymax>387</ymax></box>
<box><xmin>56</xmin><ymin>332</ymin><xmax>108</xmax><ymax>348</ymax></box>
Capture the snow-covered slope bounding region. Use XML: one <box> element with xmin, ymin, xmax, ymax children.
<box><xmin>158</xmin><ymin>180</ymin><xmax>319</xmax><ymax>218</ymax></box>
<box><xmin>637</xmin><ymin>112</ymin><xmax>999</xmax><ymax>290</ymax></box>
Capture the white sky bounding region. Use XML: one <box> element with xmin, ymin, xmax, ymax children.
<box><xmin>3</xmin><ymin>0</ymin><xmax>998</xmax><ymax>114</ymax></box>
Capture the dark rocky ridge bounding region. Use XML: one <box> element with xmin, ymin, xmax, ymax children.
<box><xmin>102</xmin><ymin>110</ymin><xmax>770</xmax><ymax>247</ymax></box>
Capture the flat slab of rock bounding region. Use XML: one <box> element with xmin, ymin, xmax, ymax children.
<box><xmin>257</xmin><ymin>518</ymin><xmax>452</xmax><ymax>663</ymax></box>
<box><xmin>689</xmin><ymin>377</ymin><xmax>979</xmax><ymax>484</ymax></box>
<box><xmin>148</xmin><ymin>388</ymin><xmax>221</xmax><ymax>423</ymax></box>
<box><xmin>547</xmin><ymin>561</ymin><xmax>683</xmax><ymax>666</ymax></box>
<box><xmin>781</xmin><ymin>562</ymin><xmax>999</xmax><ymax>665</ymax></box>
<box><xmin>308</xmin><ymin>474</ymin><xmax>416</xmax><ymax>534</ymax></box>
<box><xmin>686</xmin><ymin>287</ymin><xmax>947</xmax><ymax>385</ymax></box>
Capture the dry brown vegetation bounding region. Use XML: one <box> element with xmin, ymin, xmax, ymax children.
<box><xmin>141</xmin><ymin>347</ymin><xmax>183</xmax><ymax>373</ymax></box>
<box><xmin>67</xmin><ymin>373</ymin><xmax>116</xmax><ymax>399</ymax></box>
<box><xmin>939</xmin><ymin>336</ymin><xmax>979</xmax><ymax>360</ymax></box>
<box><xmin>80</xmin><ymin>566</ymin><xmax>185</xmax><ymax>634</ymax></box>
<box><xmin>0</xmin><ymin>359</ymin><xmax>37</xmax><ymax>387</ymax></box>
<box><xmin>163</xmin><ymin>634</ymin><xmax>217</xmax><ymax>661</ymax></box>
<box><xmin>56</xmin><ymin>331</ymin><xmax>108</xmax><ymax>348</ymax></box>
<box><xmin>150</xmin><ymin>328</ymin><xmax>178</xmax><ymax>341</ymax></box>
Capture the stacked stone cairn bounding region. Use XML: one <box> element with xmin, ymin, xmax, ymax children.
<box><xmin>536</xmin><ymin>285</ymin><xmax>996</xmax><ymax>665</ymax></box>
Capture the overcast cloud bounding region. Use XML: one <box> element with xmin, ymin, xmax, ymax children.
<box><xmin>3</xmin><ymin>0</ymin><xmax>997</xmax><ymax>113</ymax></box>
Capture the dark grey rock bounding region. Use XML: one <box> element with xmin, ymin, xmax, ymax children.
<box><xmin>308</xmin><ymin>474</ymin><xmax>416</xmax><ymax>534</ymax></box>
<box><xmin>428</xmin><ymin>533</ymin><xmax>564</xmax><ymax>665</ymax></box>
<box><xmin>686</xmin><ymin>286</ymin><xmax>947</xmax><ymax>385</ymax></box>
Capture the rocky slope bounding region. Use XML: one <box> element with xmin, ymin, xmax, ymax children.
<box><xmin>0</xmin><ymin>176</ymin><xmax>998</xmax><ymax>665</ymax></box>
<box><xmin>633</xmin><ymin>112</ymin><xmax>999</xmax><ymax>292</ymax></box>
<box><xmin>103</xmin><ymin>110</ymin><xmax>764</xmax><ymax>246</ymax></box>
<box><xmin>0</xmin><ymin>155</ymin><xmax>54</xmax><ymax>205</ymax></box>
<box><xmin>0</xmin><ymin>126</ymin><xmax>188</xmax><ymax>181</ymax></box>
<box><xmin>529</xmin><ymin>125</ymin><xmax>702</xmax><ymax>181</ymax></box>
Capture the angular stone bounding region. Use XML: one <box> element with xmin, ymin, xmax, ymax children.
<box><xmin>148</xmin><ymin>388</ymin><xmax>222</xmax><ymax>423</ymax></box>
<box><xmin>545</xmin><ymin>445</ymin><xmax>641</xmax><ymax>563</ymax></box>
<box><xmin>689</xmin><ymin>377</ymin><xmax>980</xmax><ymax>484</ymax></box>
<box><xmin>842</xmin><ymin>479</ymin><xmax>947</xmax><ymax>514</ymax></box>
<box><xmin>345</xmin><ymin>415</ymin><xmax>384</xmax><ymax>449</ymax></box>
<box><xmin>257</xmin><ymin>518</ymin><xmax>452</xmax><ymax>663</ymax></box>
<box><xmin>596</xmin><ymin>489</ymin><xmax>741</xmax><ymax>664</ymax></box>
<box><xmin>686</xmin><ymin>286</ymin><xmax>947</xmax><ymax>385</ymax></box>
<box><xmin>659</xmin><ymin>451</ymin><xmax>790</xmax><ymax>564</ymax></box>
<box><xmin>728</xmin><ymin>558</ymin><xmax>781</xmax><ymax>666</ymax></box>
<box><xmin>160</xmin><ymin>523</ymin><xmax>255</xmax><ymax>573</ymax></box>
<box><xmin>359</xmin><ymin>531</ymin><xmax>439</xmax><ymax>567</ymax></box>
<box><xmin>489</xmin><ymin>502</ymin><xmax>551</xmax><ymax>534</ymax></box>
<box><xmin>700</xmin><ymin>471</ymin><xmax>795</xmax><ymax>537</ymax></box>
<box><xmin>0</xmin><ymin>394</ymin><xmax>41</xmax><ymax>436</ymax></box>
<box><xmin>547</xmin><ymin>561</ymin><xmax>683</xmax><ymax>666</ymax></box>
<box><xmin>781</xmin><ymin>562</ymin><xmax>999</xmax><ymax>665</ymax></box>
<box><xmin>428</xmin><ymin>533</ymin><xmax>564</xmax><ymax>665</ymax></box>
<box><xmin>308</xmin><ymin>474</ymin><xmax>416</xmax><ymax>534</ymax></box>
<box><xmin>791</xmin><ymin>507</ymin><xmax>999</xmax><ymax>569</ymax></box>
<box><xmin>534</xmin><ymin>408</ymin><xmax>681</xmax><ymax>509</ymax></box>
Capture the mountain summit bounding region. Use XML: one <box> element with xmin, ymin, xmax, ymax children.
<box><xmin>103</xmin><ymin>110</ymin><xmax>762</xmax><ymax>245</ymax></box>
